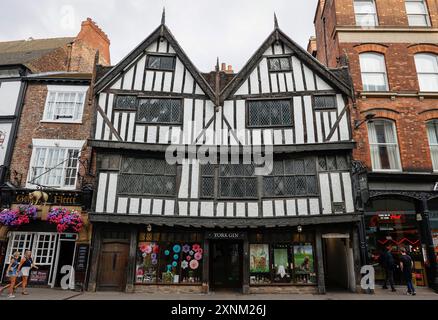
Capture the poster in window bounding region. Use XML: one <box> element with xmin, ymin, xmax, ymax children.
<box><xmin>250</xmin><ymin>244</ymin><xmax>269</xmax><ymax>273</ymax></box>
<box><xmin>293</xmin><ymin>245</ymin><xmax>314</xmax><ymax>273</ymax></box>
<box><xmin>433</xmin><ymin>231</ymin><xmax>438</xmax><ymax>255</ymax></box>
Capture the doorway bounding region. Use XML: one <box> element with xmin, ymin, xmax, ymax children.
<box><xmin>54</xmin><ymin>240</ymin><xmax>76</xmax><ymax>287</ymax></box>
<box><xmin>322</xmin><ymin>235</ymin><xmax>355</xmax><ymax>292</ymax></box>
<box><xmin>210</xmin><ymin>241</ymin><xmax>243</xmax><ymax>291</ymax></box>
<box><xmin>97</xmin><ymin>242</ymin><xmax>129</xmax><ymax>291</ymax></box>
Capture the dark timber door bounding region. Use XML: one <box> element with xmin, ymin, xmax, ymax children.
<box><xmin>97</xmin><ymin>243</ymin><xmax>129</xmax><ymax>291</ymax></box>
<box><xmin>210</xmin><ymin>241</ymin><xmax>243</xmax><ymax>290</ymax></box>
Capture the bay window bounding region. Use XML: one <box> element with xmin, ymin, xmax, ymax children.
<box><xmin>405</xmin><ymin>0</ymin><xmax>430</xmax><ymax>26</ymax></box>
<box><xmin>28</xmin><ymin>139</ymin><xmax>84</xmax><ymax>189</ymax></box>
<box><xmin>427</xmin><ymin>120</ymin><xmax>438</xmax><ymax>171</ymax></box>
<box><xmin>414</xmin><ymin>53</ymin><xmax>438</xmax><ymax>92</ymax></box>
<box><xmin>42</xmin><ymin>86</ymin><xmax>87</xmax><ymax>122</ymax></box>
<box><xmin>354</xmin><ymin>0</ymin><xmax>378</xmax><ymax>26</ymax></box>
<box><xmin>359</xmin><ymin>53</ymin><xmax>389</xmax><ymax>91</ymax></box>
<box><xmin>368</xmin><ymin>120</ymin><xmax>402</xmax><ymax>171</ymax></box>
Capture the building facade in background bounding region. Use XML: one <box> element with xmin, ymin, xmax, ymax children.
<box><xmin>0</xmin><ymin>18</ymin><xmax>110</xmax><ymax>289</ymax></box>
<box><xmin>311</xmin><ymin>0</ymin><xmax>438</xmax><ymax>290</ymax></box>
<box><xmin>87</xmin><ymin>16</ymin><xmax>361</xmax><ymax>294</ymax></box>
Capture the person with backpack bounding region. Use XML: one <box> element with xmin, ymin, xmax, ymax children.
<box><xmin>379</xmin><ymin>245</ymin><xmax>396</xmax><ymax>292</ymax></box>
<box><xmin>400</xmin><ymin>247</ymin><xmax>416</xmax><ymax>296</ymax></box>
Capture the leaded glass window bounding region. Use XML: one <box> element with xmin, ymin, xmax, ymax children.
<box><xmin>268</xmin><ymin>57</ymin><xmax>292</xmax><ymax>72</ymax></box>
<box><xmin>200</xmin><ymin>163</ymin><xmax>215</xmax><ymax>198</ymax></box>
<box><xmin>314</xmin><ymin>95</ymin><xmax>337</xmax><ymax>110</ymax></box>
<box><xmin>263</xmin><ymin>158</ymin><xmax>317</xmax><ymax>197</ymax></box>
<box><xmin>137</xmin><ymin>99</ymin><xmax>182</xmax><ymax>124</ymax></box>
<box><xmin>247</xmin><ymin>100</ymin><xmax>293</xmax><ymax>127</ymax></box>
<box><xmin>118</xmin><ymin>157</ymin><xmax>177</xmax><ymax>196</ymax></box>
<box><xmin>219</xmin><ymin>164</ymin><xmax>257</xmax><ymax>199</ymax></box>
<box><xmin>146</xmin><ymin>55</ymin><xmax>176</xmax><ymax>71</ymax></box>
<box><xmin>317</xmin><ymin>155</ymin><xmax>350</xmax><ymax>171</ymax></box>
<box><xmin>115</xmin><ymin>95</ymin><xmax>138</xmax><ymax>110</ymax></box>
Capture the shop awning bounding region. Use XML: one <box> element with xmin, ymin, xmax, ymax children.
<box><xmin>89</xmin><ymin>213</ymin><xmax>361</xmax><ymax>228</ymax></box>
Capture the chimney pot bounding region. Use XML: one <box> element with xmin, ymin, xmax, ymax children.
<box><xmin>221</xmin><ymin>63</ymin><xmax>226</xmax><ymax>71</ymax></box>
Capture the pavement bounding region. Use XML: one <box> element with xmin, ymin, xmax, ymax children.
<box><xmin>0</xmin><ymin>286</ymin><xmax>437</xmax><ymax>300</ymax></box>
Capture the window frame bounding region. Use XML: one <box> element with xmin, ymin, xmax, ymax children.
<box><xmin>367</xmin><ymin>119</ymin><xmax>402</xmax><ymax>172</ymax></box>
<box><xmin>135</xmin><ymin>97</ymin><xmax>184</xmax><ymax>125</ymax></box>
<box><xmin>426</xmin><ymin>120</ymin><xmax>438</xmax><ymax>172</ymax></box>
<box><xmin>405</xmin><ymin>0</ymin><xmax>431</xmax><ymax>27</ymax></box>
<box><xmin>414</xmin><ymin>53</ymin><xmax>438</xmax><ymax>92</ymax></box>
<box><xmin>312</xmin><ymin>94</ymin><xmax>338</xmax><ymax>111</ymax></box>
<box><xmin>267</xmin><ymin>56</ymin><xmax>293</xmax><ymax>73</ymax></box>
<box><xmin>359</xmin><ymin>52</ymin><xmax>389</xmax><ymax>92</ymax></box>
<box><xmin>354</xmin><ymin>0</ymin><xmax>379</xmax><ymax>27</ymax></box>
<box><xmin>117</xmin><ymin>156</ymin><xmax>178</xmax><ymax>197</ymax></box>
<box><xmin>41</xmin><ymin>85</ymin><xmax>88</xmax><ymax>123</ymax></box>
<box><xmin>246</xmin><ymin>98</ymin><xmax>294</xmax><ymax>129</ymax></box>
<box><xmin>145</xmin><ymin>54</ymin><xmax>177</xmax><ymax>72</ymax></box>
<box><xmin>262</xmin><ymin>157</ymin><xmax>319</xmax><ymax>198</ymax></box>
<box><xmin>26</xmin><ymin>139</ymin><xmax>84</xmax><ymax>190</ymax></box>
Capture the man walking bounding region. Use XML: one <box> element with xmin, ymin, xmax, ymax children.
<box><xmin>400</xmin><ymin>247</ymin><xmax>416</xmax><ymax>295</ymax></box>
<box><xmin>380</xmin><ymin>245</ymin><xmax>396</xmax><ymax>292</ymax></box>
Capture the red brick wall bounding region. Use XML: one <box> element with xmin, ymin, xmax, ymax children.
<box><xmin>313</xmin><ymin>0</ymin><xmax>438</xmax><ymax>173</ymax></box>
<box><xmin>8</xmin><ymin>83</ymin><xmax>94</xmax><ymax>189</ymax></box>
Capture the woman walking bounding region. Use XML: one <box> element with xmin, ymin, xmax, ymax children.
<box><xmin>18</xmin><ymin>250</ymin><xmax>37</xmax><ymax>295</ymax></box>
<box><xmin>0</xmin><ymin>251</ymin><xmax>21</xmax><ymax>298</ymax></box>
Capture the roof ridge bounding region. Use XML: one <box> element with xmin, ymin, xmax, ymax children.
<box><xmin>0</xmin><ymin>36</ymin><xmax>75</xmax><ymax>44</ymax></box>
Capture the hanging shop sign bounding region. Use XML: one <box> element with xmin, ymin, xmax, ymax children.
<box><xmin>205</xmin><ymin>231</ymin><xmax>246</xmax><ymax>240</ymax></box>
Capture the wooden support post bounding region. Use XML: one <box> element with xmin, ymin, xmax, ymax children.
<box><xmin>125</xmin><ymin>226</ymin><xmax>137</xmax><ymax>293</ymax></box>
<box><xmin>87</xmin><ymin>224</ymin><xmax>101</xmax><ymax>292</ymax></box>
<box><xmin>202</xmin><ymin>238</ymin><xmax>209</xmax><ymax>293</ymax></box>
<box><xmin>242</xmin><ymin>235</ymin><xmax>250</xmax><ymax>294</ymax></box>
<box><xmin>315</xmin><ymin>228</ymin><xmax>326</xmax><ymax>294</ymax></box>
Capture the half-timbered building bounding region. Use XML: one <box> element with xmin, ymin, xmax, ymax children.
<box><xmin>88</xmin><ymin>14</ymin><xmax>360</xmax><ymax>294</ymax></box>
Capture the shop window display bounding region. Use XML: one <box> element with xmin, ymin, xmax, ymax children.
<box><xmin>365</xmin><ymin>199</ymin><xmax>427</xmax><ymax>287</ymax></box>
<box><xmin>249</xmin><ymin>232</ymin><xmax>316</xmax><ymax>285</ymax></box>
<box><xmin>136</xmin><ymin>232</ymin><xmax>203</xmax><ymax>285</ymax></box>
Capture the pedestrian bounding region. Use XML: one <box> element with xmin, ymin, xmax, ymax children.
<box><xmin>379</xmin><ymin>245</ymin><xmax>396</xmax><ymax>292</ymax></box>
<box><xmin>0</xmin><ymin>251</ymin><xmax>21</xmax><ymax>298</ymax></box>
<box><xmin>400</xmin><ymin>247</ymin><xmax>416</xmax><ymax>296</ymax></box>
<box><xmin>17</xmin><ymin>250</ymin><xmax>38</xmax><ymax>295</ymax></box>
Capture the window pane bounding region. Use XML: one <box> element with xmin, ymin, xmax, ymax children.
<box><xmin>360</xmin><ymin>53</ymin><xmax>386</xmax><ymax>72</ymax></box>
<box><xmin>406</xmin><ymin>1</ymin><xmax>427</xmax><ymax>14</ymax></box>
<box><xmin>268</xmin><ymin>57</ymin><xmax>291</xmax><ymax>72</ymax></box>
<box><xmin>147</xmin><ymin>56</ymin><xmax>161</xmax><ymax>69</ymax></box>
<box><xmin>362</xmin><ymin>73</ymin><xmax>387</xmax><ymax>91</ymax></box>
<box><xmin>415</xmin><ymin>54</ymin><xmax>438</xmax><ymax>73</ymax></box>
<box><xmin>354</xmin><ymin>1</ymin><xmax>376</xmax><ymax>14</ymax></box>
<box><xmin>115</xmin><ymin>96</ymin><xmax>137</xmax><ymax>109</ymax></box>
<box><xmin>147</xmin><ymin>55</ymin><xmax>175</xmax><ymax>71</ymax></box>
<box><xmin>356</xmin><ymin>14</ymin><xmax>377</xmax><ymax>26</ymax></box>
<box><xmin>408</xmin><ymin>15</ymin><xmax>428</xmax><ymax>26</ymax></box>
<box><xmin>418</xmin><ymin>74</ymin><xmax>438</xmax><ymax>92</ymax></box>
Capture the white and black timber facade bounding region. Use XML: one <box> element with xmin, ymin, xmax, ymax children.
<box><xmin>87</xmin><ymin>16</ymin><xmax>361</xmax><ymax>294</ymax></box>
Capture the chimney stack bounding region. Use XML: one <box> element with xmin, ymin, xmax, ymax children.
<box><xmin>75</xmin><ymin>18</ymin><xmax>111</xmax><ymax>65</ymax></box>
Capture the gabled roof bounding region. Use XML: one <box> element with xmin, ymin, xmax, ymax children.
<box><xmin>0</xmin><ymin>37</ymin><xmax>75</xmax><ymax>67</ymax></box>
<box><xmin>94</xmin><ymin>23</ymin><xmax>216</xmax><ymax>102</ymax></box>
<box><xmin>220</xmin><ymin>27</ymin><xmax>352</xmax><ymax>100</ymax></box>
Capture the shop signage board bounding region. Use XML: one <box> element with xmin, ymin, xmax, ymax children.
<box><xmin>75</xmin><ymin>244</ymin><xmax>89</xmax><ymax>272</ymax></box>
<box><xmin>205</xmin><ymin>231</ymin><xmax>246</xmax><ymax>240</ymax></box>
<box><xmin>29</xmin><ymin>269</ymin><xmax>49</xmax><ymax>285</ymax></box>
<box><xmin>13</xmin><ymin>190</ymin><xmax>82</xmax><ymax>206</ymax></box>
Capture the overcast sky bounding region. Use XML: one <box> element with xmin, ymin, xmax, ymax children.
<box><xmin>0</xmin><ymin>0</ymin><xmax>319</xmax><ymax>72</ymax></box>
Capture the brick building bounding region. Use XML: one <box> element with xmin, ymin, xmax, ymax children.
<box><xmin>0</xmin><ymin>19</ymin><xmax>110</xmax><ymax>289</ymax></box>
<box><xmin>311</xmin><ymin>0</ymin><xmax>438</xmax><ymax>291</ymax></box>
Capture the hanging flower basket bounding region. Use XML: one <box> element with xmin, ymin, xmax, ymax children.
<box><xmin>47</xmin><ymin>207</ymin><xmax>83</xmax><ymax>233</ymax></box>
<box><xmin>0</xmin><ymin>205</ymin><xmax>38</xmax><ymax>227</ymax></box>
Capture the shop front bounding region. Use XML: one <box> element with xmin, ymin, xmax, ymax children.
<box><xmin>365</xmin><ymin>198</ymin><xmax>429</xmax><ymax>287</ymax></box>
<box><xmin>89</xmin><ymin>221</ymin><xmax>360</xmax><ymax>294</ymax></box>
<box><xmin>0</xmin><ymin>188</ymin><xmax>92</xmax><ymax>289</ymax></box>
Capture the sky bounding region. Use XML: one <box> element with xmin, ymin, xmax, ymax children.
<box><xmin>0</xmin><ymin>0</ymin><xmax>319</xmax><ymax>73</ymax></box>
